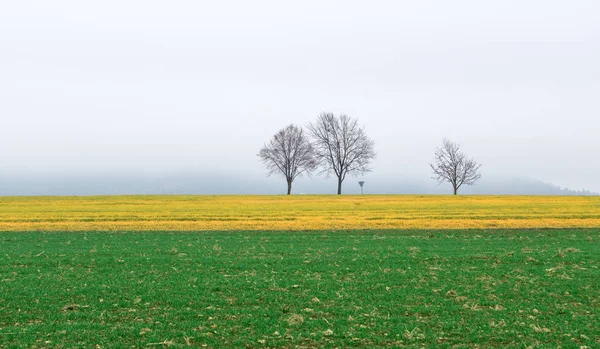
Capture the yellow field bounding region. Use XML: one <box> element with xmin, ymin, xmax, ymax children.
<box><xmin>0</xmin><ymin>195</ymin><xmax>599</xmax><ymax>231</ymax></box>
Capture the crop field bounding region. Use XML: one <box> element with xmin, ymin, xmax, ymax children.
<box><xmin>0</xmin><ymin>195</ymin><xmax>599</xmax><ymax>231</ymax></box>
<box><xmin>0</xmin><ymin>196</ymin><xmax>599</xmax><ymax>348</ymax></box>
<box><xmin>0</xmin><ymin>230</ymin><xmax>598</xmax><ymax>348</ymax></box>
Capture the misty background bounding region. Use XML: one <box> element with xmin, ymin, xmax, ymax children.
<box><xmin>1</xmin><ymin>1</ymin><xmax>599</xmax><ymax>195</ymax></box>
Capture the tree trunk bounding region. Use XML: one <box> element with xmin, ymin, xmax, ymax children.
<box><xmin>287</xmin><ymin>180</ymin><xmax>292</xmax><ymax>195</ymax></box>
<box><xmin>453</xmin><ymin>187</ymin><xmax>457</xmax><ymax>195</ymax></box>
<box><xmin>337</xmin><ymin>179</ymin><xmax>343</xmax><ymax>195</ymax></box>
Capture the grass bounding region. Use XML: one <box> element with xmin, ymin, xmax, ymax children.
<box><xmin>0</xmin><ymin>229</ymin><xmax>598</xmax><ymax>348</ymax></box>
<box><xmin>0</xmin><ymin>195</ymin><xmax>599</xmax><ymax>231</ymax></box>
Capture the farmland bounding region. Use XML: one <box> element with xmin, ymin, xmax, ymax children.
<box><xmin>1</xmin><ymin>230</ymin><xmax>598</xmax><ymax>348</ymax></box>
<box><xmin>0</xmin><ymin>196</ymin><xmax>599</xmax><ymax>348</ymax></box>
<box><xmin>0</xmin><ymin>195</ymin><xmax>599</xmax><ymax>231</ymax></box>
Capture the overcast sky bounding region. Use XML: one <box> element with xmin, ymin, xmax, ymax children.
<box><xmin>1</xmin><ymin>1</ymin><xmax>599</xmax><ymax>193</ymax></box>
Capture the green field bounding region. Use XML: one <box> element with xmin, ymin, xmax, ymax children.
<box><xmin>1</xmin><ymin>230</ymin><xmax>598</xmax><ymax>348</ymax></box>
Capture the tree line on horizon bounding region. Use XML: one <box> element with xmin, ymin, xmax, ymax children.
<box><xmin>258</xmin><ymin>113</ymin><xmax>482</xmax><ymax>195</ymax></box>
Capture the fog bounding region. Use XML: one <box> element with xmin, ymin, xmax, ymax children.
<box><xmin>1</xmin><ymin>1</ymin><xmax>599</xmax><ymax>194</ymax></box>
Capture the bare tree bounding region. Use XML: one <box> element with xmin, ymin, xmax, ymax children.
<box><xmin>308</xmin><ymin>113</ymin><xmax>376</xmax><ymax>195</ymax></box>
<box><xmin>430</xmin><ymin>139</ymin><xmax>482</xmax><ymax>195</ymax></box>
<box><xmin>258</xmin><ymin>124</ymin><xmax>317</xmax><ymax>195</ymax></box>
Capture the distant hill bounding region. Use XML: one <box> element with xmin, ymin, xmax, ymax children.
<box><xmin>458</xmin><ymin>177</ymin><xmax>598</xmax><ymax>196</ymax></box>
<box><xmin>321</xmin><ymin>176</ymin><xmax>599</xmax><ymax>196</ymax></box>
<box><xmin>463</xmin><ymin>178</ymin><xmax>598</xmax><ymax>196</ymax></box>
<box><xmin>0</xmin><ymin>172</ymin><xmax>597</xmax><ymax>196</ymax></box>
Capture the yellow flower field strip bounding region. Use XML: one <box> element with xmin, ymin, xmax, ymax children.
<box><xmin>0</xmin><ymin>195</ymin><xmax>599</xmax><ymax>231</ymax></box>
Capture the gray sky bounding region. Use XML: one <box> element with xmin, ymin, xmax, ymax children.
<box><xmin>1</xmin><ymin>0</ymin><xmax>599</xmax><ymax>193</ymax></box>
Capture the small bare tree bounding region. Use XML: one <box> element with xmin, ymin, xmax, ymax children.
<box><xmin>258</xmin><ymin>124</ymin><xmax>317</xmax><ymax>195</ymax></box>
<box><xmin>430</xmin><ymin>139</ymin><xmax>481</xmax><ymax>195</ymax></box>
<box><xmin>308</xmin><ymin>113</ymin><xmax>376</xmax><ymax>195</ymax></box>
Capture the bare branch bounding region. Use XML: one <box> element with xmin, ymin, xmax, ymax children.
<box><xmin>258</xmin><ymin>125</ymin><xmax>318</xmax><ymax>195</ymax></box>
<box><xmin>308</xmin><ymin>113</ymin><xmax>376</xmax><ymax>194</ymax></box>
<box><xmin>430</xmin><ymin>139</ymin><xmax>481</xmax><ymax>195</ymax></box>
